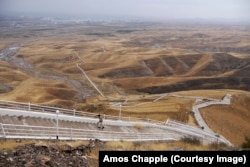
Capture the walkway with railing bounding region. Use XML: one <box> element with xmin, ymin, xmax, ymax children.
<box><xmin>0</xmin><ymin>100</ymin><xmax>232</xmax><ymax>146</ymax></box>
<box><xmin>0</xmin><ymin>123</ymin><xmax>178</xmax><ymax>141</ymax></box>
<box><xmin>0</xmin><ymin>100</ymin><xmax>163</xmax><ymax>124</ymax></box>
<box><xmin>192</xmin><ymin>94</ymin><xmax>232</xmax><ymax>134</ymax></box>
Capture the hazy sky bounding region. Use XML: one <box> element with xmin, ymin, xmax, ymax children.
<box><xmin>0</xmin><ymin>0</ymin><xmax>249</xmax><ymax>20</ymax></box>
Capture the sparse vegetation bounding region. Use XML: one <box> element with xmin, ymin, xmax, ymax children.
<box><xmin>241</xmin><ymin>136</ymin><xmax>250</xmax><ymax>149</ymax></box>
<box><xmin>0</xmin><ymin>139</ymin><xmax>232</xmax><ymax>154</ymax></box>
<box><xmin>84</xmin><ymin>104</ymin><xmax>106</xmax><ymax>113</ymax></box>
<box><xmin>181</xmin><ymin>136</ymin><xmax>201</xmax><ymax>145</ymax></box>
<box><xmin>208</xmin><ymin>141</ymin><xmax>228</xmax><ymax>150</ymax></box>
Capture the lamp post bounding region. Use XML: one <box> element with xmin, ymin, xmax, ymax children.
<box><xmin>119</xmin><ymin>103</ymin><xmax>122</xmax><ymax>120</ymax></box>
<box><xmin>56</xmin><ymin>110</ymin><xmax>60</xmax><ymax>140</ymax></box>
<box><xmin>215</xmin><ymin>134</ymin><xmax>220</xmax><ymax>148</ymax></box>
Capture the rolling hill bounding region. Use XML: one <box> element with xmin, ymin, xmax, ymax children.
<box><xmin>0</xmin><ymin>17</ymin><xmax>249</xmax><ymax>146</ymax></box>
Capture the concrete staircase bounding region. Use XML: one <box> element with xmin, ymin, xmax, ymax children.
<box><xmin>0</xmin><ymin>99</ymin><xmax>232</xmax><ymax>146</ymax></box>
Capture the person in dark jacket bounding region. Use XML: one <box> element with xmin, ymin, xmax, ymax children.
<box><xmin>97</xmin><ymin>114</ymin><xmax>104</xmax><ymax>129</ymax></box>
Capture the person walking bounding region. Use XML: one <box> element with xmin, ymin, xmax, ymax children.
<box><xmin>97</xmin><ymin>114</ymin><xmax>104</xmax><ymax>129</ymax></box>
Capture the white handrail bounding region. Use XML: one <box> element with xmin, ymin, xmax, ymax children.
<box><xmin>0</xmin><ymin>100</ymin><xmax>232</xmax><ymax>146</ymax></box>
<box><xmin>0</xmin><ymin>100</ymin><xmax>163</xmax><ymax>124</ymax></box>
<box><xmin>0</xmin><ymin>123</ymin><xmax>177</xmax><ymax>141</ymax></box>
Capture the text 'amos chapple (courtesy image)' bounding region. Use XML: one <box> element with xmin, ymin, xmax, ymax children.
<box><xmin>99</xmin><ymin>151</ymin><xmax>249</xmax><ymax>167</ymax></box>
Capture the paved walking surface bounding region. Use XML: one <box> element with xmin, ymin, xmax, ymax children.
<box><xmin>0</xmin><ymin>95</ymin><xmax>233</xmax><ymax>146</ymax></box>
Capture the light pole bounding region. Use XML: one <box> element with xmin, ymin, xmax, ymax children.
<box><xmin>119</xmin><ymin>103</ymin><xmax>122</xmax><ymax>120</ymax></box>
<box><xmin>56</xmin><ymin>110</ymin><xmax>60</xmax><ymax>140</ymax></box>
<box><xmin>215</xmin><ymin>134</ymin><xmax>220</xmax><ymax>148</ymax></box>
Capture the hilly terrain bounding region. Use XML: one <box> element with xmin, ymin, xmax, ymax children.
<box><xmin>0</xmin><ymin>16</ymin><xmax>249</xmax><ymax>146</ymax></box>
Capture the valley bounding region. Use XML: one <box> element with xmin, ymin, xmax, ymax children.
<box><xmin>0</xmin><ymin>16</ymin><xmax>250</xmax><ymax>146</ymax></box>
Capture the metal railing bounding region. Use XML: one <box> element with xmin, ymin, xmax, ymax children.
<box><xmin>166</xmin><ymin>119</ymin><xmax>232</xmax><ymax>146</ymax></box>
<box><xmin>0</xmin><ymin>121</ymin><xmax>227</xmax><ymax>145</ymax></box>
<box><xmin>0</xmin><ymin>100</ymin><xmax>164</xmax><ymax>124</ymax></box>
<box><xmin>0</xmin><ymin>100</ymin><xmax>232</xmax><ymax>146</ymax></box>
<box><xmin>0</xmin><ymin>123</ymin><xmax>177</xmax><ymax>141</ymax></box>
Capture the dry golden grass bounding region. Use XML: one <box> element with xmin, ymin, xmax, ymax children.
<box><xmin>0</xmin><ymin>78</ymin><xmax>78</xmax><ymax>108</ymax></box>
<box><xmin>0</xmin><ymin>140</ymin><xmax>35</xmax><ymax>150</ymax></box>
<box><xmin>200</xmin><ymin>94</ymin><xmax>250</xmax><ymax>146</ymax></box>
<box><xmin>0</xmin><ymin>139</ymin><xmax>89</xmax><ymax>150</ymax></box>
<box><xmin>101</xmin><ymin>94</ymin><xmax>194</xmax><ymax>122</ymax></box>
<box><xmin>175</xmin><ymin>89</ymin><xmax>250</xmax><ymax>99</ymax></box>
<box><xmin>0</xmin><ymin>61</ymin><xmax>29</xmax><ymax>85</ymax></box>
<box><xmin>103</xmin><ymin>140</ymin><xmax>228</xmax><ymax>151</ymax></box>
<box><xmin>0</xmin><ymin>138</ymin><xmax>231</xmax><ymax>153</ymax></box>
<box><xmin>113</xmin><ymin>77</ymin><xmax>186</xmax><ymax>89</ymax></box>
<box><xmin>0</xmin><ymin>23</ymin><xmax>249</xmax><ymax>150</ymax></box>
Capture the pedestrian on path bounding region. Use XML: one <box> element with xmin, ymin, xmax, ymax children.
<box><xmin>96</xmin><ymin>114</ymin><xmax>104</xmax><ymax>129</ymax></box>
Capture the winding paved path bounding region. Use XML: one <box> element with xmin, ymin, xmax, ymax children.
<box><xmin>192</xmin><ymin>94</ymin><xmax>232</xmax><ymax>135</ymax></box>
<box><xmin>0</xmin><ymin>98</ymin><xmax>232</xmax><ymax>146</ymax></box>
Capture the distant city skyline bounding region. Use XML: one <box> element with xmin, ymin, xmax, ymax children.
<box><xmin>0</xmin><ymin>0</ymin><xmax>249</xmax><ymax>21</ymax></box>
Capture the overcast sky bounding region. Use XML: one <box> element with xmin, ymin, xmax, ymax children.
<box><xmin>0</xmin><ymin>0</ymin><xmax>249</xmax><ymax>20</ymax></box>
